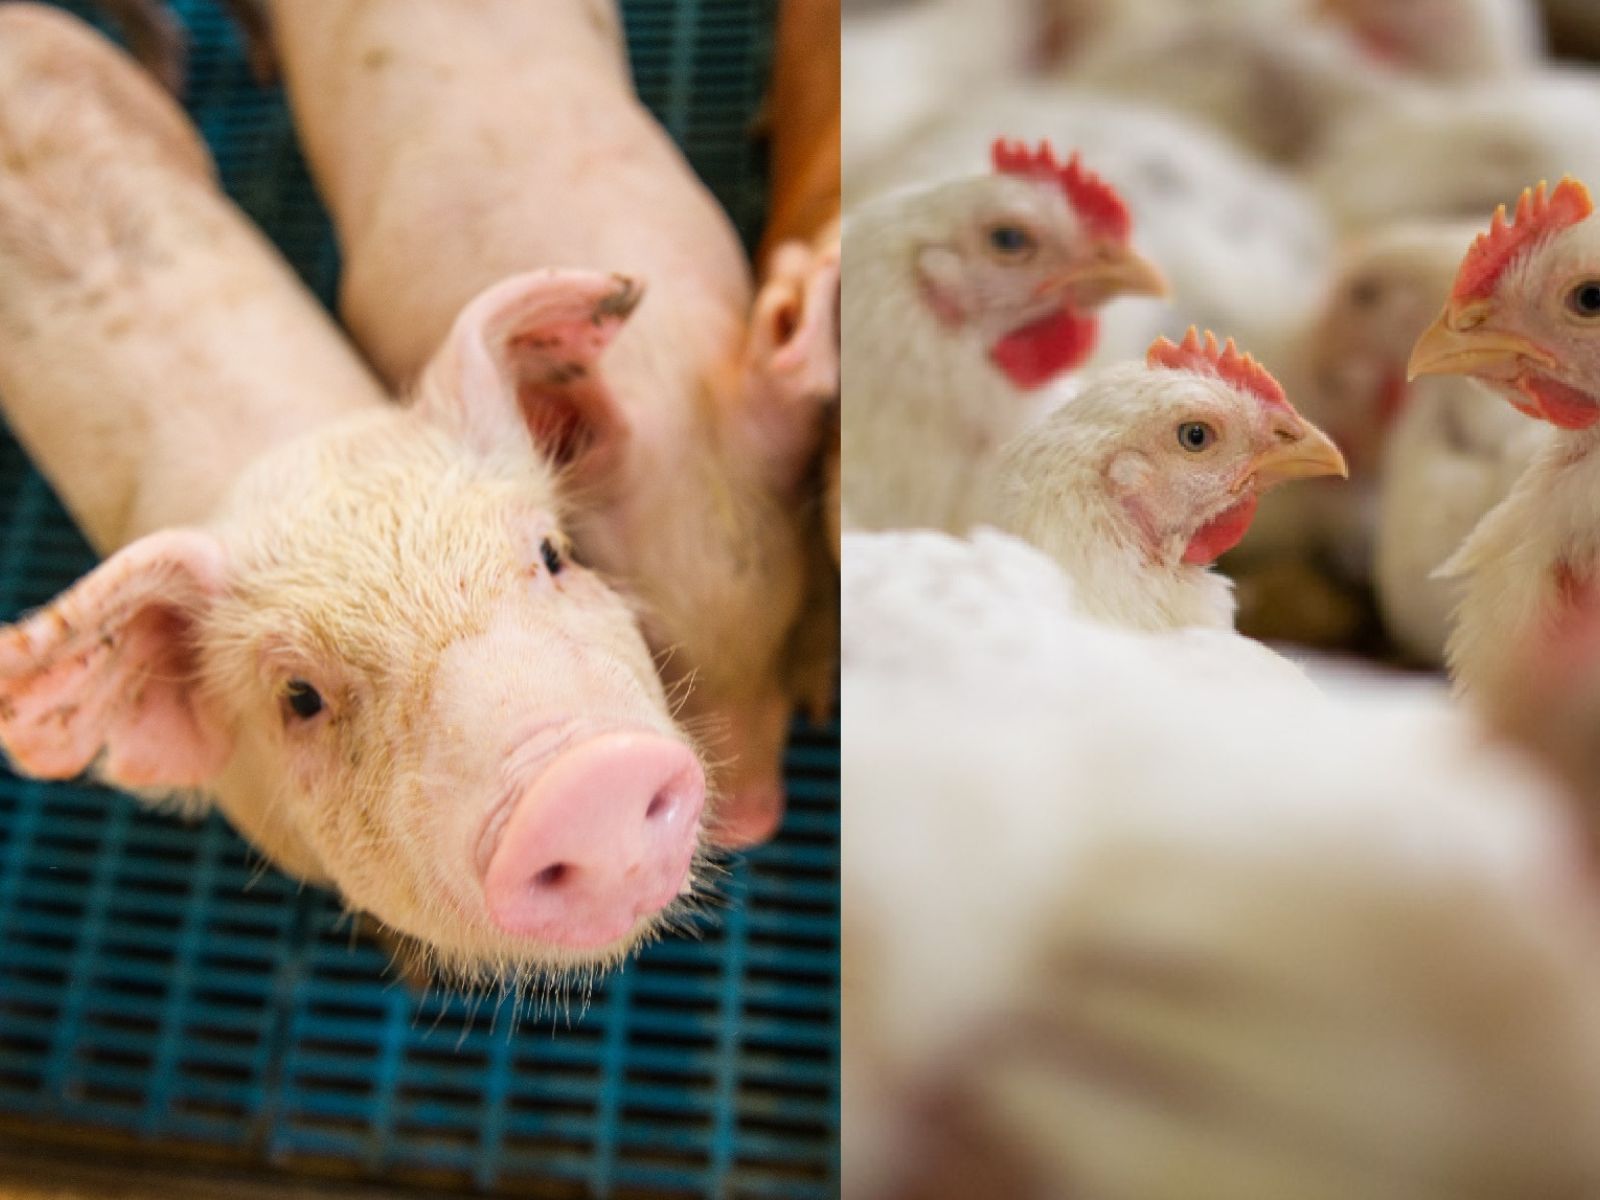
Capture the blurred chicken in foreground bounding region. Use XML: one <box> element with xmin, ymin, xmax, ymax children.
<box><xmin>989</xmin><ymin>328</ymin><xmax>1345</xmax><ymax>631</ymax></box>
<box><xmin>845</xmin><ymin>526</ymin><xmax>1600</xmax><ymax>1199</ymax></box>
<box><xmin>842</xmin><ymin>139</ymin><xmax>1166</xmax><ymax>532</ymax></box>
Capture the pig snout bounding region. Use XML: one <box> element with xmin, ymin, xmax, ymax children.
<box><xmin>479</xmin><ymin>731</ymin><xmax>706</xmax><ymax>948</ymax></box>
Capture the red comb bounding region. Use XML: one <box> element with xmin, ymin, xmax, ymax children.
<box><xmin>990</xmin><ymin>138</ymin><xmax>1130</xmax><ymax>243</ymax></box>
<box><xmin>1451</xmin><ymin>178</ymin><xmax>1593</xmax><ymax>305</ymax></box>
<box><xmin>1146</xmin><ymin>327</ymin><xmax>1290</xmax><ymax>413</ymax></box>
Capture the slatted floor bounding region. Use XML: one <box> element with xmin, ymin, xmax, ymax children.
<box><xmin>0</xmin><ymin>2</ymin><xmax>839</xmax><ymax>1196</ymax></box>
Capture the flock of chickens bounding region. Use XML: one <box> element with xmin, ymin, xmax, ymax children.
<box><xmin>841</xmin><ymin>0</ymin><xmax>1600</xmax><ymax>1195</ymax></box>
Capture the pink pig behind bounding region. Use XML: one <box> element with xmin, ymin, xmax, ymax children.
<box><xmin>0</xmin><ymin>6</ymin><xmax>707</xmax><ymax>979</ymax></box>
<box><xmin>269</xmin><ymin>0</ymin><xmax>839</xmax><ymax>846</ymax></box>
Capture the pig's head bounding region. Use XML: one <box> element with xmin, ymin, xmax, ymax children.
<box><xmin>0</xmin><ymin>270</ymin><xmax>710</xmax><ymax>981</ymax></box>
<box><xmin>499</xmin><ymin>242</ymin><xmax>841</xmax><ymax>848</ymax></box>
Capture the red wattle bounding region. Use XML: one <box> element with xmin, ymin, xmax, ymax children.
<box><xmin>1352</xmin><ymin>24</ymin><xmax>1406</xmax><ymax>64</ymax></box>
<box><xmin>1517</xmin><ymin>374</ymin><xmax>1600</xmax><ymax>431</ymax></box>
<box><xmin>989</xmin><ymin>309</ymin><xmax>1098</xmax><ymax>390</ymax></box>
<box><xmin>1376</xmin><ymin>371</ymin><xmax>1409</xmax><ymax>428</ymax></box>
<box><xmin>1554</xmin><ymin>559</ymin><xmax>1589</xmax><ymax>610</ymax></box>
<box><xmin>1183</xmin><ymin>493</ymin><xmax>1259</xmax><ymax>565</ymax></box>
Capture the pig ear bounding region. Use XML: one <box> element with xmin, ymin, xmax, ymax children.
<box><xmin>0</xmin><ymin>530</ymin><xmax>232</xmax><ymax>792</ymax></box>
<box><xmin>738</xmin><ymin>236</ymin><xmax>840</xmax><ymax>489</ymax></box>
<box><xmin>415</xmin><ymin>269</ymin><xmax>638</xmax><ymax>480</ymax></box>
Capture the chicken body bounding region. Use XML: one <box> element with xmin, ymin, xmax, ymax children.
<box><xmin>841</xmin><ymin>144</ymin><xmax>1165</xmax><ymax>533</ymax></box>
<box><xmin>1403</xmin><ymin>180</ymin><xmax>1600</xmax><ymax>700</ymax></box>
<box><xmin>1436</xmin><ymin>433</ymin><xmax>1600</xmax><ymax>698</ymax></box>
<box><xmin>840</xmin><ymin>0</ymin><xmax>1037</xmax><ymax>187</ymax></box>
<box><xmin>1269</xmin><ymin>220</ymin><xmax>1544</xmax><ymax>661</ymax></box>
<box><xmin>844</xmin><ymin>85</ymin><xmax>1332</xmax><ymax>376</ymax></box>
<box><xmin>986</xmin><ymin>332</ymin><xmax>1346</xmax><ymax>632</ymax></box>
<box><xmin>1308</xmin><ymin>71</ymin><xmax>1600</xmax><ymax>232</ymax></box>
<box><xmin>844</xmin><ymin>524</ymin><xmax>1600</xmax><ymax>1200</ymax></box>
<box><xmin>1044</xmin><ymin>0</ymin><xmax>1540</xmax><ymax>83</ymax></box>
<box><xmin>1064</xmin><ymin>10</ymin><xmax>1394</xmax><ymax>166</ymax></box>
<box><xmin>1376</xmin><ymin>376</ymin><xmax>1547</xmax><ymax>664</ymax></box>
<box><xmin>842</xmin><ymin>239</ymin><xmax>1027</xmax><ymax>531</ymax></box>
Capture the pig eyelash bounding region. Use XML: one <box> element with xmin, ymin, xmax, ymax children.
<box><xmin>535</xmin><ymin>532</ymin><xmax>583</xmax><ymax>575</ymax></box>
<box><xmin>281</xmin><ymin>678</ymin><xmax>327</xmax><ymax>723</ymax></box>
<box><xmin>539</xmin><ymin>536</ymin><xmax>565</xmax><ymax>575</ymax></box>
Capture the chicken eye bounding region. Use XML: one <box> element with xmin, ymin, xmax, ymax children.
<box><xmin>1347</xmin><ymin>275</ymin><xmax>1382</xmax><ymax>309</ymax></box>
<box><xmin>539</xmin><ymin>536</ymin><xmax>565</xmax><ymax>575</ymax></box>
<box><xmin>1177</xmin><ymin>421</ymin><xmax>1215</xmax><ymax>452</ymax></box>
<box><xmin>283</xmin><ymin>679</ymin><xmax>324</xmax><ymax>721</ymax></box>
<box><xmin>986</xmin><ymin>223</ymin><xmax>1036</xmax><ymax>259</ymax></box>
<box><xmin>1568</xmin><ymin>281</ymin><xmax>1600</xmax><ymax>318</ymax></box>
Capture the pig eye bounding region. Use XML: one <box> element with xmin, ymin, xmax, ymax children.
<box><xmin>539</xmin><ymin>536</ymin><xmax>565</xmax><ymax>575</ymax></box>
<box><xmin>1177</xmin><ymin>421</ymin><xmax>1216</xmax><ymax>451</ymax></box>
<box><xmin>283</xmin><ymin>679</ymin><xmax>325</xmax><ymax>721</ymax></box>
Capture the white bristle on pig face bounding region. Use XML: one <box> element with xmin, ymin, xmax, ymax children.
<box><xmin>0</xmin><ymin>270</ymin><xmax>716</xmax><ymax>990</ymax></box>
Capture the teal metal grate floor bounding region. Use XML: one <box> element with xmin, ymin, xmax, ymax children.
<box><xmin>0</xmin><ymin>2</ymin><xmax>839</xmax><ymax>1196</ymax></box>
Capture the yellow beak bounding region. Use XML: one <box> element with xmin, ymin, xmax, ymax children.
<box><xmin>1060</xmin><ymin>246</ymin><xmax>1169</xmax><ymax>307</ymax></box>
<box><xmin>1250</xmin><ymin>415</ymin><xmax>1349</xmax><ymax>489</ymax></box>
<box><xmin>1407</xmin><ymin>306</ymin><xmax>1557</xmax><ymax>382</ymax></box>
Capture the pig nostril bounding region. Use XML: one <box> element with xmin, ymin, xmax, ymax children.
<box><xmin>645</xmin><ymin>788</ymin><xmax>676</xmax><ymax>823</ymax></box>
<box><xmin>533</xmin><ymin>863</ymin><xmax>572</xmax><ymax>889</ymax></box>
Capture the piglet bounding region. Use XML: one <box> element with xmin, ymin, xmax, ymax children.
<box><xmin>0</xmin><ymin>5</ymin><xmax>707</xmax><ymax>981</ymax></box>
<box><xmin>268</xmin><ymin>0</ymin><xmax>838</xmax><ymax>845</ymax></box>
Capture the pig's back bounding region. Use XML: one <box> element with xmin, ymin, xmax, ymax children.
<box><xmin>0</xmin><ymin>5</ymin><xmax>386</xmax><ymax>552</ymax></box>
<box><xmin>271</xmin><ymin>0</ymin><xmax>753</xmax><ymax>398</ymax></box>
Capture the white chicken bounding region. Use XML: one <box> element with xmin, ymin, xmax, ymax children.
<box><xmin>1258</xmin><ymin>219</ymin><xmax>1545</xmax><ymax>662</ymax></box>
<box><xmin>1376</xmin><ymin>375</ymin><xmax>1548</xmax><ymax>664</ymax></box>
<box><xmin>1307</xmin><ymin>71</ymin><xmax>1600</xmax><ymax>232</ymax></box>
<box><xmin>841</xmin><ymin>138</ymin><xmax>1166</xmax><ymax>532</ymax></box>
<box><xmin>844</xmin><ymin>85</ymin><xmax>1333</xmax><ymax>378</ymax></box>
<box><xmin>1054</xmin><ymin>0</ymin><xmax>1540</xmax><ymax>168</ymax></box>
<box><xmin>1042</xmin><ymin>0</ymin><xmax>1540</xmax><ymax>82</ymax></box>
<box><xmin>987</xmin><ymin>327</ymin><xmax>1346</xmax><ymax>631</ymax></box>
<box><xmin>1239</xmin><ymin>227</ymin><xmax>1457</xmax><ymax>572</ymax></box>
<box><xmin>1063</xmin><ymin>8</ymin><xmax>1394</xmax><ymax>167</ymax></box>
<box><xmin>1299</xmin><ymin>222</ymin><xmax>1488</xmax><ymax>475</ymax></box>
<box><xmin>1406</xmin><ymin>177</ymin><xmax>1600</xmax><ymax>701</ymax></box>
<box><xmin>844</xmin><ymin>524</ymin><xmax>1600</xmax><ymax>1200</ymax></box>
<box><xmin>840</xmin><ymin>0</ymin><xmax>1038</xmax><ymax>189</ymax></box>
<box><xmin>1317</xmin><ymin>0</ymin><xmax>1542</xmax><ymax>80</ymax></box>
